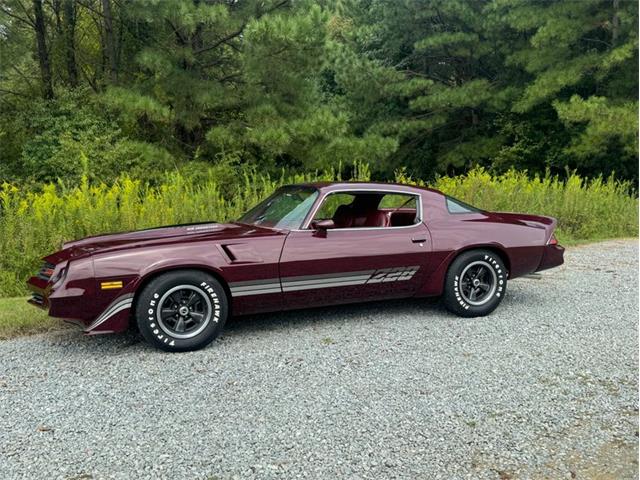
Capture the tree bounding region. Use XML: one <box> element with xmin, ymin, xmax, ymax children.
<box><xmin>101</xmin><ymin>0</ymin><xmax>116</xmax><ymax>81</ymax></box>
<box><xmin>328</xmin><ymin>0</ymin><xmax>638</xmax><ymax>180</ymax></box>
<box><xmin>497</xmin><ymin>0</ymin><xmax>638</xmax><ymax>178</ymax></box>
<box><xmin>32</xmin><ymin>0</ymin><xmax>53</xmax><ymax>98</ymax></box>
<box><xmin>103</xmin><ymin>0</ymin><xmax>395</xmax><ymax>169</ymax></box>
<box><xmin>0</xmin><ymin>0</ymin><xmax>637</xmax><ymax>184</ymax></box>
<box><xmin>327</xmin><ymin>0</ymin><xmax>513</xmax><ymax>177</ymax></box>
<box><xmin>62</xmin><ymin>0</ymin><xmax>78</xmax><ymax>86</ymax></box>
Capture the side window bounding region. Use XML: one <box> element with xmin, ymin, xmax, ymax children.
<box><xmin>312</xmin><ymin>193</ymin><xmax>356</xmax><ymax>221</ymax></box>
<box><xmin>379</xmin><ymin>193</ymin><xmax>419</xmax><ymax>226</ymax></box>
<box><xmin>310</xmin><ymin>191</ymin><xmax>420</xmax><ymax>228</ymax></box>
<box><xmin>379</xmin><ymin>194</ymin><xmax>417</xmax><ymax>210</ymax></box>
<box><xmin>445</xmin><ymin>196</ymin><xmax>481</xmax><ymax>214</ymax></box>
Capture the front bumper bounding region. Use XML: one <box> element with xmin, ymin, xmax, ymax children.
<box><xmin>26</xmin><ymin>257</ymin><xmax>133</xmax><ymax>335</ymax></box>
<box><xmin>536</xmin><ymin>244</ymin><xmax>565</xmax><ymax>272</ymax></box>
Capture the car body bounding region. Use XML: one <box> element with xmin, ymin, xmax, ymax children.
<box><xmin>27</xmin><ymin>181</ymin><xmax>564</xmax><ymax>350</ymax></box>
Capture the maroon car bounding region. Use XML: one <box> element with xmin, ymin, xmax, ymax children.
<box><xmin>27</xmin><ymin>182</ymin><xmax>564</xmax><ymax>352</ymax></box>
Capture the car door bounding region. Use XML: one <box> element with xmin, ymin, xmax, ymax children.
<box><xmin>278</xmin><ymin>189</ymin><xmax>432</xmax><ymax>310</ymax></box>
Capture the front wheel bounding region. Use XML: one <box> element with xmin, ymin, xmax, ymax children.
<box><xmin>135</xmin><ymin>270</ymin><xmax>228</xmax><ymax>352</ymax></box>
<box><xmin>443</xmin><ymin>250</ymin><xmax>507</xmax><ymax>317</ymax></box>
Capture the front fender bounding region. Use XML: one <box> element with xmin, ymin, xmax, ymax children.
<box><xmin>88</xmin><ymin>242</ymin><xmax>229</xmax><ymax>333</ymax></box>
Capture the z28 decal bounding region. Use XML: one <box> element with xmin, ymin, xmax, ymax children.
<box><xmin>229</xmin><ymin>266</ymin><xmax>420</xmax><ymax>297</ymax></box>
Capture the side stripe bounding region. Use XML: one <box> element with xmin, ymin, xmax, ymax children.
<box><xmin>231</xmin><ymin>286</ymin><xmax>282</xmax><ymax>297</ymax></box>
<box><xmin>282</xmin><ymin>273</ymin><xmax>373</xmax><ymax>287</ymax></box>
<box><xmin>85</xmin><ymin>293</ymin><xmax>134</xmax><ymax>332</ymax></box>
<box><xmin>228</xmin><ymin>266</ymin><xmax>421</xmax><ymax>297</ymax></box>
<box><xmin>282</xmin><ymin>278</ymin><xmax>370</xmax><ymax>292</ymax></box>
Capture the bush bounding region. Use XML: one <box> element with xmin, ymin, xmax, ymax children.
<box><xmin>431</xmin><ymin>168</ymin><xmax>638</xmax><ymax>242</ymax></box>
<box><xmin>0</xmin><ymin>90</ymin><xmax>178</xmax><ymax>186</ymax></box>
<box><xmin>0</xmin><ymin>166</ymin><xmax>636</xmax><ymax>297</ymax></box>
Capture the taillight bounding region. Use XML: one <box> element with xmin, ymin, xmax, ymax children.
<box><xmin>37</xmin><ymin>262</ymin><xmax>56</xmax><ymax>281</ymax></box>
<box><xmin>548</xmin><ymin>233</ymin><xmax>558</xmax><ymax>245</ymax></box>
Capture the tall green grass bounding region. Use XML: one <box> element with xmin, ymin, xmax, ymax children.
<box><xmin>0</xmin><ymin>165</ymin><xmax>636</xmax><ymax>297</ymax></box>
<box><xmin>432</xmin><ymin>169</ymin><xmax>638</xmax><ymax>241</ymax></box>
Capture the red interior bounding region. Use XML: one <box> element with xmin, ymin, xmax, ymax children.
<box><xmin>332</xmin><ymin>204</ymin><xmax>416</xmax><ymax>228</ymax></box>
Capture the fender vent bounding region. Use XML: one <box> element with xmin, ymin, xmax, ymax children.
<box><xmin>220</xmin><ymin>244</ymin><xmax>263</xmax><ymax>264</ymax></box>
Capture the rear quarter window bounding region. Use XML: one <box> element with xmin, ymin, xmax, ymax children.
<box><xmin>446</xmin><ymin>196</ymin><xmax>482</xmax><ymax>214</ymax></box>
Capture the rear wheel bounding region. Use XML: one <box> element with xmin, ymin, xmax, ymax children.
<box><xmin>135</xmin><ymin>270</ymin><xmax>228</xmax><ymax>352</ymax></box>
<box><xmin>443</xmin><ymin>250</ymin><xmax>507</xmax><ymax>317</ymax></box>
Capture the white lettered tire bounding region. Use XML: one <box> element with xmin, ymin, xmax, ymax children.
<box><xmin>443</xmin><ymin>250</ymin><xmax>507</xmax><ymax>317</ymax></box>
<box><xmin>135</xmin><ymin>270</ymin><xmax>228</xmax><ymax>352</ymax></box>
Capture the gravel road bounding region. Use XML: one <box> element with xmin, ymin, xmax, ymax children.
<box><xmin>1</xmin><ymin>240</ymin><xmax>638</xmax><ymax>480</ymax></box>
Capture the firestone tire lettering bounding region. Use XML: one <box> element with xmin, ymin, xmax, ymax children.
<box><xmin>135</xmin><ymin>270</ymin><xmax>228</xmax><ymax>352</ymax></box>
<box><xmin>443</xmin><ymin>250</ymin><xmax>507</xmax><ymax>318</ymax></box>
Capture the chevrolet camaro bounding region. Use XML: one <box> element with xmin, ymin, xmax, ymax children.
<box><xmin>27</xmin><ymin>182</ymin><xmax>564</xmax><ymax>351</ymax></box>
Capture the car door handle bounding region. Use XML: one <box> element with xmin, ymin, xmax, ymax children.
<box><xmin>412</xmin><ymin>237</ymin><xmax>426</xmax><ymax>243</ymax></box>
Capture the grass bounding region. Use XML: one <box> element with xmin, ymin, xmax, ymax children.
<box><xmin>0</xmin><ymin>297</ymin><xmax>60</xmax><ymax>340</ymax></box>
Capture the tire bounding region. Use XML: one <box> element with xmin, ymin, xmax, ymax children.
<box><xmin>135</xmin><ymin>270</ymin><xmax>228</xmax><ymax>352</ymax></box>
<box><xmin>443</xmin><ymin>250</ymin><xmax>507</xmax><ymax>317</ymax></box>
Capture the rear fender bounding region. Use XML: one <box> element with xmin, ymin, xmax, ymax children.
<box><xmin>417</xmin><ymin>244</ymin><xmax>511</xmax><ymax>297</ymax></box>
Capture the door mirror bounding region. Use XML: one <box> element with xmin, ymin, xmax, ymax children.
<box><xmin>311</xmin><ymin>219</ymin><xmax>335</xmax><ymax>237</ymax></box>
<box><xmin>312</xmin><ymin>219</ymin><xmax>335</xmax><ymax>231</ymax></box>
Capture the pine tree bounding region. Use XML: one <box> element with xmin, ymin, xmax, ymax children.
<box><xmin>328</xmin><ymin>0</ymin><xmax>638</xmax><ymax>179</ymax></box>
<box><xmin>498</xmin><ymin>0</ymin><xmax>638</xmax><ymax>178</ymax></box>
<box><xmin>103</xmin><ymin>0</ymin><xmax>395</xmax><ymax>169</ymax></box>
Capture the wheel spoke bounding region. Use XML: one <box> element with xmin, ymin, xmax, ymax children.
<box><xmin>190</xmin><ymin>311</ymin><xmax>205</xmax><ymax>324</ymax></box>
<box><xmin>174</xmin><ymin>317</ymin><xmax>185</xmax><ymax>332</ymax></box>
<box><xmin>186</xmin><ymin>292</ymin><xmax>199</xmax><ymax>307</ymax></box>
<box><xmin>472</xmin><ymin>268</ymin><xmax>479</xmax><ymax>280</ymax></box>
<box><xmin>161</xmin><ymin>307</ymin><xmax>177</xmax><ymax>317</ymax></box>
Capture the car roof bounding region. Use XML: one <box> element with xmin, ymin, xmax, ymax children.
<box><xmin>287</xmin><ymin>181</ymin><xmax>443</xmax><ymax>195</ymax></box>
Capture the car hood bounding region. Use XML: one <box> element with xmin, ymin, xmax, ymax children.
<box><xmin>46</xmin><ymin>222</ymin><xmax>280</xmax><ymax>263</ymax></box>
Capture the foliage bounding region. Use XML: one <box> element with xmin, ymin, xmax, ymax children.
<box><xmin>0</xmin><ymin>0</ymin><xmax>637</xmax><ymax>184</ymax></box>
<box><xmin>327</xmin><ymin>0</ymin><xmax>638</xmax><ymax>179</ymax></box>
<box><xmin>0</xmin><ymin>165</ymin><xmax>636</xmax><ymax>297</ymax></box>
<box><xmin>433</xmin><ymin>168</ymin><xmax>638</xmax><ymax>242</ymax></box>
<box><xmin>0</xmin><ymin>90</ymin><xmax>177</xmax><ymax>184</ymax></box>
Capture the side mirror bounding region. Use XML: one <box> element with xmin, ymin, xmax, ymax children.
<box><xmin>313</xmin><ymin>219</ymin><xmax>335</xmax><ymax>230</ymax></box>
<box><xmin>311</xmin><ymin>219</ymin><xmax>334</xmax><ymax>237</ymax></box>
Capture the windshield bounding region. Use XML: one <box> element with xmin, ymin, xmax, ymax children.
<box><xmin>237</xmin><ymin>186</ymin><xmax>319</xmax><ymax>230</ymax></box>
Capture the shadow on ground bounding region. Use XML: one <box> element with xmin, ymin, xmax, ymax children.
<box><xmin>41</xmin><ymin>282</ymin><xmax>544</xmax><ymax>354</ymax></box>
<box><xmin>43</xmin><ymin>296</ymin><xmax>443</xmax><ymax>354</ymax></box>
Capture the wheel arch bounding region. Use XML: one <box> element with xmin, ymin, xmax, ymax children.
<box><xmin>131</xmin><ymin>265</ymin><xmax>232</xmax><ymax>318</ymax></box>
<box><xmin>418</xmin><ymin>243</ymin><xmax>511</xmax><ymax>297</ymax></box>
<box><xmin>450</xmin><ymin>244</ymin><xmax>511</xmax><ymax>276</ymax></box>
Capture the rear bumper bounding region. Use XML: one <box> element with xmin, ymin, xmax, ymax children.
<box><xmin>536</xmin><ymin>244</ymin><xmax>565</xmax><ymax>272</ymax></box>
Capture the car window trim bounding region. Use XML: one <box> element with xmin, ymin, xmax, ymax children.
<box><xmin>294</xmin><ymin>188</ymin><xmax>424</xmax><ymax>231</ymax></box>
